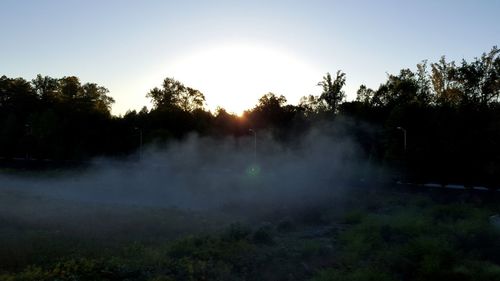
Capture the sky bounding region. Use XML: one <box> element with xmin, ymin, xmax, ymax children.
<box><xmin>1</xmin><ymin>0</ymin><xmax>499</xmax><ymax>115</ymax></box>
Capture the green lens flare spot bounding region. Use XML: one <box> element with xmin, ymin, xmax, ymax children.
<box><xmin>246</xmin><ymin>164</ymin><xmax>261</xmax><ymax>177</ymax></box>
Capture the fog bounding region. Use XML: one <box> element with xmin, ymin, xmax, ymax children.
<box><xmin>0</xmin><ymin>122</ymin><xmax>383</xmax><ymax>237</ymax></box>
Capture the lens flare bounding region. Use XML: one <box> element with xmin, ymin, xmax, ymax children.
<box><xmin>245</xmin><ymin>164</ymin><xmax>261</xmax><ymax>177</ymax></box>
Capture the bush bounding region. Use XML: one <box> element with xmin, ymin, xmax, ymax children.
<box><xmin>325</xmin><ymin>199</ymin><xmax>500</xmax><ymax>281</ymax></box>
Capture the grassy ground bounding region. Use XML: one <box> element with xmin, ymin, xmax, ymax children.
<box><xmin>312</xmin><ymin>188</ymin><xmax>500</xmax><ymax>281</ymax></box>
<box><xmin>1</xmin><ymin>182</ymin><xmax>500</xmax><ymax>280</ymax></box>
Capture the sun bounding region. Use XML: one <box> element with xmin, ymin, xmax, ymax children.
<box><xmin>162</xmin><ymin>42</ymin><xmax>323</xmax><ymax>115</ymax></box>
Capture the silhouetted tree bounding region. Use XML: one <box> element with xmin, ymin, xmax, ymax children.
<box><xmin>431</xmin><ymin>57</ymin><xmax>462</xmax><ymax>107</ymax></box>
<box><xmin>245</xmin><ymin>93</ymin><xmax>289</xmax><ymax>129</ymax></box>
<box><xmin>32</xmin><ymin>74</ymin><xmax>59</xmax><ymax>102</ymax></box>
<box><xmin>299</xmin><ymin>94</ymin><xmax>328</xmax><ymax>115</ymax></box>
<box><xmin>213</xmin><ymin>107</ymin><xmax>243</xmax><ymax>136</ymax></box>
<box><xmin>416</xmin><ymin>60</ymin><xmax>433</xmax><ymax>105</ymax></box>
<box><xmin>59</xmin><ymin>76</ymin><xmax>81</xmax><ymax>100</ymax></box>
<box><xmin>1</xmin><ymin>46</ymin><xmax>499</xmax><ymax>186</ymax></box>
<box><xmin>457</xmin><ymin>46</ymin><xmax>500</xmax><ymax>106</ymax></box>
<box><xmin>79</xmin><ymin>83</ymin><xmax>115</xmax><ymax>114</ymax></box>
<box><xmin>318</xmin><ymin>71</ymin><xmax>346</xmax><ymax>113</ymax></box>
<box><xmin>147</xmin><ymin>77</ymin><xmax>205</xmax><ymax>112</ymax></box>
<box><xmin>356</xmin><ymin>84</ymin><xmax>375</xmax><ymax>105</ymax></box>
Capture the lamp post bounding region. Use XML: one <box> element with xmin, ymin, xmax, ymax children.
<box><xmin>249</xmin><ymin>129</ymin><xmax>257</xmax><ymax>163</ymax></box>
<box><xmin>396</xmin><ymin>126</ymin><xmax>407</xmax><ymax>153</ymax></box>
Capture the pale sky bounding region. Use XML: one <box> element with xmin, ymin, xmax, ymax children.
<box><xmin>1</xmin><ymin>0</ymin><xmax>499</xmax><ymax>115</ymax></box>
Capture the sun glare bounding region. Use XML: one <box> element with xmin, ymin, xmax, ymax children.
<box><xmin>162</xmin><ymin>43</ymin><xmax>323</xmax><ymax>115</ymax></box>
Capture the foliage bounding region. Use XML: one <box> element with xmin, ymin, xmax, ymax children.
<box><xmin>2</xmin><ymin>186</ymin><xmax>500</xmax><ymax>280</ymax></box>
<box><xmin>0</xmin><ymin>46</ymin><xmax>499</xmax><ymax>185</ymax></box>
<box><xmin>318</xmin><ymin>71</ymin><xmax>346</xmax><ymax>113</ymax></box>
<box><xmin>310</xmin><ymin>191</ymin><xmax>500</xmax><ymax>281</ymax></box>
<box><xmin>146</xmin><ymin>77</ymin><xmax>206</xmax><ymax>112</ymax></box>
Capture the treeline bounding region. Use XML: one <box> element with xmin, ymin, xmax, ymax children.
<box><xmin>0</xmin><ymin>75</ymin><xmax>116</xmax><ymax>159</ymax></box>
<box><xmin>1</xmin><ymin>47</ymin><xmax>499</xmax><ymax>184</ymax></box>
<box><xmin>343</xmin><ymin>46</ymin><xmax>500</xmax><ymax>185</ymax></box>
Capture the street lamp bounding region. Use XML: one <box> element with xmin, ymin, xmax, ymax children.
<box><xmin>249</xmin><ymin>129</ymin><xmax>257</xmax><ymax>163</ymax></box>
<box><xmin>396</xmin><ymin>126</ymin><xmax>407</xmax><ymax>153</ymax></box>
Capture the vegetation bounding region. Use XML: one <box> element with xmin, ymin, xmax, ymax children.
<box><xmin>1</xmin><ymin>46</ymin><xmax>500</xmax><ymax>280</ymax></box>
<box><xmin>2</xmin><ymin>184</ymin><xmax>500</xmax><ymax>280</ymax></box>
<box><xmin>1</xmin><ymin>47</ymin><xmax>499</xmax><ymax>184</ymax></box>
<box><xmin>311</xmin><ymin>190</ymin><xmax>500</xmax><ymax>281</ymax></box>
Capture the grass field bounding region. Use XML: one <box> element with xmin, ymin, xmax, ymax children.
<box><xmin>1</xmin><ymin>178</ymin><xmax>500</xmax><ymax>281</ymax></box>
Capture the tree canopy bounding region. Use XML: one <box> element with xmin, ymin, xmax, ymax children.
<box><xmin>1</xmin><ymin>46</ymin><xmax>500</xmax><ymax>185</ymax></box>
<box><xmin>318</xmin><ymin>70</ymin><xmax>346</xmax><ymax>112</ymax></box>
<box><xmin>147</xmin><ymin>77</ymin><xmax>205</xmax><ymax>112</ymax></box>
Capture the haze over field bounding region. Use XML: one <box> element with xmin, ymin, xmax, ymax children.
<box><xmin>0</xmin><ymin>122</ymin><xmax>374</xmax><ymax>214</ymax></box>
<box><xmin>1</xmin><ymin>1</ymin><xmax>500</xmax><ymax>280</ymax></box>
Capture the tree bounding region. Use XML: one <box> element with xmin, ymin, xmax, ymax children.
<box><xmin>178</xmin><ymin>87</ymin><xmax>205</xmax><ymax>112</ymax></box>
<box><xmin>299</xmin><ymin>94</ymin><xmax>328</xmax><ymax>115</ymax></box>
<box><xmin>456</xmin><ymin>46</ymin><xmax>500</xmax><ymax>106</ymax></box>
<box><xmin>80</xmin><ymin>83</ymin><xmax>115</xmax><ymax>114</ymax></box>
<box><xmin>59</xmin><ymin>76</ymin><xmax>82</xmax><ymax>100</ymax></box>
<box><xmin>416</xmin><ymin>60</ymin><xmax>433</xmax><ymax>105</ymax></box>
<box><xmin>213</xmin><ymin>107</ymin><xmax>241</xmax><ymax>135</ymax></box>
<box><xmin>0</xmin><ymin>76</ymin><xmax>38</xmax><ymax>113</ymax></box>
<box><xmin>431</xmin><ymin>57</ymin><xmax>462</xmax><ymax>107</ymax></box>
<box><xmin>387</xmin><ymin>69</ymin><xmax>419</xmax><ymax>106</ymax></box>
<box><xmin>369</xmin><ymin>69</ymin><xmax>428</xmax><ymax>109</ymax></box>
<box><xmin>32</xmin><ymin>74</ymin><xmax>59</xmax><ymax>101</ymax></box>
<box><xmin>256</xmin><ymin>92</ymin><xmax>287</xmax><ymax>109</ymax></box>
<box><xmin>318</xmin><ymin>71</ymin><xmax>346</xmax><ymax>113</ymax></box>
<box><xmin>356</xmin><ymin>84</ymin><xmax>375</xmax><ymax>105</ymax></box>
<box><xmin>245</xmin><ymin>93</ymin><xmax>290</xmax><ymax>129</ymax></box>
<box><xmin>146</xmin><ymin>77</ymin><xmax>206</xmax><ymax>112</ymax></box>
